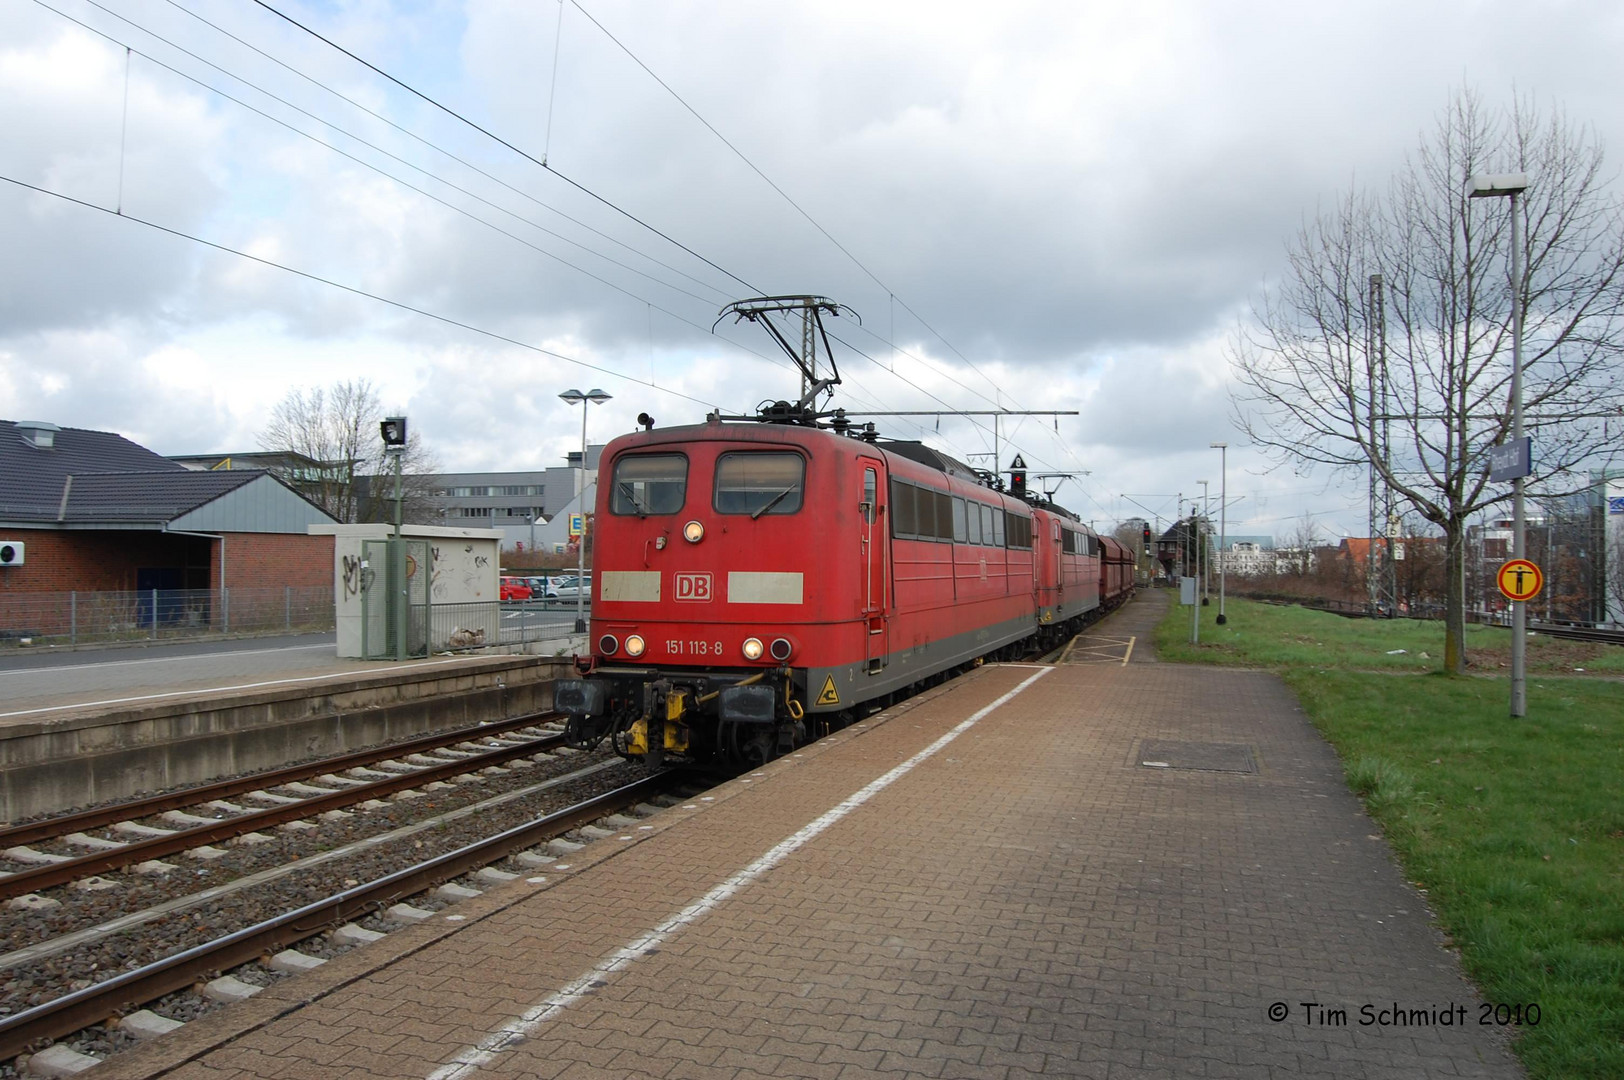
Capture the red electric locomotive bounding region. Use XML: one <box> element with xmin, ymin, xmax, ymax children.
<box><xmin>553</xmin><ymin>411</ymin><xmax>1132</xmax><ymax>768</ymax></box>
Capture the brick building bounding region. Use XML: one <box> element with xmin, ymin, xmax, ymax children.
<box><xmin>1</xmin><ymin>420</ymin><xmax>337</xmax><ymax>609</ymax></box>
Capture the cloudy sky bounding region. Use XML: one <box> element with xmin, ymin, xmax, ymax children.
<box><xmin>3</xmin><ymin>0</ymin><xmax>1622</xmax><ymax>540</ymax></box>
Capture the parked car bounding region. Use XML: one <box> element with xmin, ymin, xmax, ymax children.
<box><xmin>549</xmin><ymin>575</ymin><xmax>592</xmax><ymax>601</ymax></box>
<box><xmin>499</xmin><ymin>576</ymin><xmax>532</xmax><ymax>601</ymax></box>
<box><xmin>525</xmin><ymin>576</ymin><xmax>553</xmax><ymax>598</ymax></box>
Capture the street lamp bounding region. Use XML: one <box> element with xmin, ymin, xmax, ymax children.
<box><xmin>559</xmin><ymin>388</ymin><xmax>611</xmax><ymax>633</ymax></box>
<box><xmin>1468</xmin><ymin>172</ymin><xmax>1529</xmax><ymax>718</ymax></box>
<box><xmin>1211</xmin><ymin>443</ymin><xmax>1228</xmax><ymax>624</ymax></box>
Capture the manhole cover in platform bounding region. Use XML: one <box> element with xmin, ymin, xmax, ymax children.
<box><xmin>1138</xmin><ymin>739</ymin><xmax>1257</xmax><ymax>773</ymax></box>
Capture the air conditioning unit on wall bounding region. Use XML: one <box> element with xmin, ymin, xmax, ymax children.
<box><xmin>0</xmin><ymin>541</ymin><xmax>24</xmax><ymax>566</ymax></box>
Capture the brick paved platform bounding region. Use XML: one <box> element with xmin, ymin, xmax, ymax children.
<box><xmin>93</xmin><ymin>598</ymin><xmax>1524</xmax><ymax>1080</ymax></box>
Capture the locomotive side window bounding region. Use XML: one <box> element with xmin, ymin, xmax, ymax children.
<box><xmin>929</xmin><ymin>489</ymin><xmax>953</xmax><ymax>541</ymax></box>
<box><xmin>610</xmin><ymin>453</ymin><xmax>687</xmax><ymax>515</ymax></box>
<box><xmin>982</xmin><ymin>504</ymin><xmax>997</xmax><ymax>546</ymax></box>
<box><xmin>862</xmin><ymin>468</ymin><xmax>877</xmax><ymax>525</ymax></box>
<box><xmin>1004</xmin><ymin>511</ymin><xmax>1033</xmax><ymax>549</ymax></box>
<box><xmin>714</xmin><ymin>452</ymin><xmax>805</xmax><ymax>516</ymax></box>
<box><xmin>952</xmin><ymin>498</ymin><xmax>968</xmax><ymax>543</ymax></box>
<box><xmin>991</xmin><ymin>506</ymin><xmax>1005</xmax><ymax>546</ymax></box>
<box><xmin>890</xmin><ymin>480</ymin><xmax>917</xmax><ymax>537</ymax></box>
<box><xmin>965</xmin><ymin>501</ymin><xmax>983</xmax><ymax>545</ymax></box>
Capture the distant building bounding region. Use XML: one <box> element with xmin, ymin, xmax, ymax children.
<box><xmin>424</xmin><ymin>445</ymin><xmax>603</xmax><ymax>552</ymax></box>
<box><xmin>1217</xmin><ymin>540</ymin><xmax>1273</xmax><ymax>577</ymax></box>
<box><xmin>1</xmin><ymin>419</ymin><xmax>337</xmax><ymax>604</ymax></box>
<box><xmin>171</xmin><ymin>445</ymin><xmax>607</xmax><ymax>552</ymax></box>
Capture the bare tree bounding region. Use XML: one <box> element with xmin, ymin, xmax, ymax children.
<box><xmin>258</xmin><ymin>379</ymin><xmax>440</xmax><ymax>524</ymax></box>
<box><xmin>1232</xmin><ymin>90</ymin><xmax>1624</xmax><ymax>672</ymax></box>
<box><xmin>1279</xmin><ymin>513</ymin><xmax>1321</xmax><ymax>577</ymax></box>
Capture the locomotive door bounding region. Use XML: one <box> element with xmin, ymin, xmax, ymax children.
<box><xmin>859</xmin><ymin>459</ymin><xmax>890</xmax><ymax>672</ymax></box>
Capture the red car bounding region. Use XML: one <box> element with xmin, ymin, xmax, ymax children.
<box><xmin>499</xmin><ymin>577</ymin><xmax>532</xmax><ymax>601</ymax></box>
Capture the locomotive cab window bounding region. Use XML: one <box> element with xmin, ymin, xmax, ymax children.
<box><xmin>714</xmin><ymin>452</ymin><xmax>805</xmax><ymax>516</ymax></box>
<box><xmin>610</xmin><ymin>453</ymin><xmax>687</xmax><ymax>515</ymax></box>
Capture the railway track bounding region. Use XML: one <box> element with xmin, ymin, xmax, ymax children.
<box><xmin>0</xmin><ymin>770</ymin><xmax>690</xmax><ymax>1071</ymax></box>
<box><xmin>0</xmin><ymin>712</ymin><xmax>576</xmax><ymax>902</ymax></box>
<box><xmin>1529</xmin><ymin>621</ymin><xmax>1624</xmax><ymax>646</ymax></box>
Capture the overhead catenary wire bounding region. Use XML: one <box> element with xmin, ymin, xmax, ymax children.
<box><xmin>0</xmin><ymin>172</ymin><xmax>734</xmax><ymax>412</ymax></box>
<box><xmin>245</xmin><ymin>0</ymin><xmax>762</xmax><ymax>296</ymax></box>
<box><xmin>64</xmin><ymin>0</ymin><xmax>1075</xmax><ymax>483</ymax></box>
<box><xmin>225</xmin><ymin>0</ymin><xmax>1077</xmax><ymax>476</ymax></box>
<box><xmin>565</xmin><ymin>0</ymin><xmax>1037</xmax><ymax>413</ymax></box>
<box><xmin>147</xmin><ymin>0</ymin><xmax>737</xmax><ymax>301</ymax></box>
<box><xmin>26</xmin><ymin>0</ymin><xmax>845</xmax><ymax>395</ymax></box>
<box><xmin>55</xmin><ymin>1</ymin><xmax>940</xmax><ymax>445</ymax></box>
<box><xmin>28</xmin><ymin>0</ymin><xmax>744</xmax><ymax>328</ymax></box>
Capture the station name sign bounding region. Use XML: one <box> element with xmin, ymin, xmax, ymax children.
<box><xmin>1487</xmin><ymin>437</ymin><xmax>1531</xmax><ymax>482</ymax></box>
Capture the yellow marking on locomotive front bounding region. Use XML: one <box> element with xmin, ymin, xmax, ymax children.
<box><xmin>816</xmin><ymin>675</ymin><xmax>841</xmax><ymax>706</ymax></box>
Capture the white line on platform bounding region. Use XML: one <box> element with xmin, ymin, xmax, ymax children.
<box><xmin>0</xmin><ymin>656</ymin><xmax>482</xmax><ymax>719</ymax></box>
<box><xmin>0</xmin><ymin>642</ymin><xmax>333</xmax><ymax>677</ymax></box>
<box><xmin>425</xmin><ymin>664</ymin><xmax>1055</xmax><ymax>1080</ymax></box>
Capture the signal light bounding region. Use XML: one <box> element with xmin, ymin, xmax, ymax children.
<box><xmin>625</xmin><ymin>634</ymin><xmax>646</xmax><ymax>657</ymax></box>
<box><xmin>598</xmin><ymin>634</ymin><xmax>619</xmax><ymax>655</ymax></box>
<box><xmin>1009</xmin><ymin>454</ymin><xmax>1027</xmax><ymax>499</ymax></box>
<box><xmin>742</xmin><ymin>637</ymin><xmax>765</xmax><ymax>660</ymax></box>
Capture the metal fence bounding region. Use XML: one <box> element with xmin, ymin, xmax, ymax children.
<box><xmin>0</xmin><ymin>586</ymin><xmax>335</xmax><ymax>646</ymax></box>
<box><xmin>417</xmin><ymin>598</ymin><xmax>589</xmax><ymax>654</ymax></box>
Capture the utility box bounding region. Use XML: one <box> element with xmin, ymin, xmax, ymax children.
<box><xmin>309</xmin><ymin>524</ymin><xmax>502</xmax><ymax>658</ymax></box>
<box><xmin>1179</xmin><ymin>576</ymin><xmax>1197</xmax><ymax>606</ymax></box>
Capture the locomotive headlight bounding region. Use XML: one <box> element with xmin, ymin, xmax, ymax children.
<box><xmin>625</xmin><ymin>634</ymin><xmax>646</xmax><ymax>657</ymax></box>
<box><xmin>742</xmin><ymin>637</ymin><xmax>765</xmax><ymax>661</ymax></box>
<box><xmin>770</xmin><ymin>637</ymin><xmax>793</xmax><ymax>661</ymax></box>
<box><xmin>598</xmin><ymin>634</ymin><xmax>620</xmax><ymax>655</ymax></box>
<box><xmin>683</xmin><ymin>520</ymin><xmax>705</xmax><ymax>543</ymax></box>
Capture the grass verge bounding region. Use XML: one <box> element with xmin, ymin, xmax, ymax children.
<box><xmin>1158</xmin><ymin>598</ymin><xmax>1624</xmax><ymax>1078</ymax></box>
<box><xmin>1155</xmin><ymin>596</ymin><xmax>1624</xmax><ymax>676</ymax></box>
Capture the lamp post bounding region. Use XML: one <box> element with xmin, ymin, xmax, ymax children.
<box><xmin>1469</xmin><ymin>172</ymin><xmax>1529</xmax><ymax>718</ymax></box>
<box><xmin>559</xmin><ymin>388</ymin><xmax>611</xmax><ymax>634</ymax></box>
<box><xmin>1211</xmin><ymin>443</ymin><xmax>1228</xmax><ymax>624</ymax></box>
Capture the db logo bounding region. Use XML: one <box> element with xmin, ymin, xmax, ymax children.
<box><xmin>674</xmin><ymin>572</ymin><xmax>713</xmax><ymax>602</ymax></box>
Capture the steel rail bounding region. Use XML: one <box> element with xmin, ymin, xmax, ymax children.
<box><xmin>0</xmin><ymin>772</ymin><xmax>682</xmax><ymax>1065</ymax></box>
<box><xmin>0</xmin><ymin>711</ymin><xmax>563</xmax><ymax>848</ymax></box>
<box><xmin>0</xmin><ymin>732</ymin><xmax>570</xmax><ymax>900</ymax></box>
<box><xmin>1528</xmin><ymin>622</ymin><xmax>1624</xmax><ymax>646</ymax></box>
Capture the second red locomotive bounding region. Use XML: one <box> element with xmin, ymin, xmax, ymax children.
<box><xmin>554</xmin><ymin>411</ymin><xmax>1134</xmax><ymax>768</ymax></box>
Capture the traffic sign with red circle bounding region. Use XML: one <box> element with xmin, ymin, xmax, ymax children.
<box><xmin>1497</xmin><ymin>559</ymin><xmax>1542</xmax><ymax>602</ymax></box>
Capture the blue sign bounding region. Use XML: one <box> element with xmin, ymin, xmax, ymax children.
<box><xmin>1488</xmin><ymin>437</ymin><xmax>1532</xmax><ymax>482</ymax></box>
<box><xmin>1609</xmin><ymin>497</ymin><xmax>1624</xmax><ymax>515</ymax></box>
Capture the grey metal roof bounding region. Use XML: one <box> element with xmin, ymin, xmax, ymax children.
<box><xmin>1</xmin><ymin>420</ymin><xmax>186</xmax><ymax>520</ymax></box>
<box><xmin>0</xmin><ymin>420</ymin><xmax>337</xmax><ymax>529</ymax></box>
<box><xmin>54</xmin><ymin>470</ymin><xmax>261</xmax><ymax>523</ymax></box>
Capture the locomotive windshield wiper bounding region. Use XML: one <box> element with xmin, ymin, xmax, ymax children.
<box><xmin>618</xmin><ymin>482</ymin><xmax>649</xmax><ymax>518</ymax></box>
<box><xmin>750</xmin><ymin>484</ymin><xmax>798</xmax><ymax>520</ymax></box>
